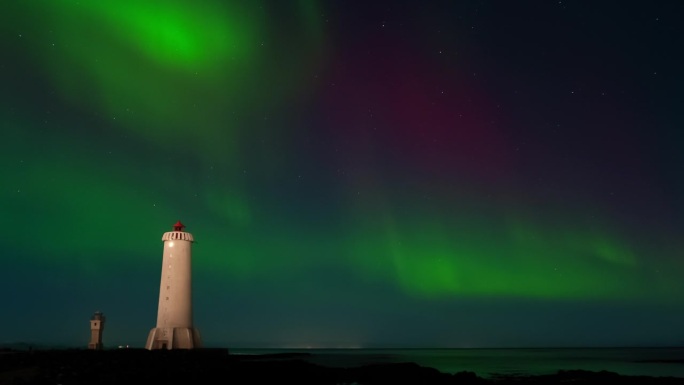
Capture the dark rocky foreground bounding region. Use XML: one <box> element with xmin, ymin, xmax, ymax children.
<box><xmin>2</xmin><ymin>348</ymin><xmax>684</xmax><ymax>385</ymax></box>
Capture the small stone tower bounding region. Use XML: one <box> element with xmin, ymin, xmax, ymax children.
<box><xmin>88</xmin><ymin>311</ymin><xmax>105</xmax><ymax>350</ymax></box>
<box><xmin>146</xmin><ymin>221</ymin><xmax>202</xmax><ymax>349</ymax></box>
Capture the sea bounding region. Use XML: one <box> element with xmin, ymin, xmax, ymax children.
<box><xmin>229</xmin><ymin>347</ymin><xmax>684</xmax><ymax>379</ymax></box>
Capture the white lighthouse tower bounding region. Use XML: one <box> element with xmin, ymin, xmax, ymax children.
<box><xmin>145</xmin><ymin>221</ymin><xmax>202</xmax><ymax>350</ymax></box>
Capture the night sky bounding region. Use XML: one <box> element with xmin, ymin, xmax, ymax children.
<box><xmin>2</xmin><ymin>1</ymin><xmax>684</xmax><ymax>349</ymax></box>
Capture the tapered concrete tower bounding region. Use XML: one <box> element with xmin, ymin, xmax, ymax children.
<box><xmin>146</xmin><ymin>221</ymin><xmax>202</xmax><ymax>349</ymax></box>
<box><xmin>88</xmin><ymin>311</ymin><xmax>105</xmax><ymax>350</ymax></box>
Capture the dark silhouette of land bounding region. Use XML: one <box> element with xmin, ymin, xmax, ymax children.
<box><xmin>2</xmin><ymin>348</ymin><xmax>684</xmax><ymax>384</ymax></box>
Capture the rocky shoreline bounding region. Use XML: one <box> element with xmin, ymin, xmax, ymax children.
<box><xmin>2</xmin><ymin>348</ymin><xmax>684</xmax><ymax>384</ymax></box>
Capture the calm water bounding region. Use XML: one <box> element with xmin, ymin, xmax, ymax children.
<box><xmin>230</xmin><ymin>347</ymin><xmax>684</xmax><ymax>379</ymax></box>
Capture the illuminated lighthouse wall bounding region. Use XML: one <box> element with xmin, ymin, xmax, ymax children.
<box><xmin>146</xmin><ymin>221</ymin><xmax>202</xmax><ymax>349</ymax></box>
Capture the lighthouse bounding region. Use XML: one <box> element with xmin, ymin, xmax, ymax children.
<box><xmin>145</xmin><ymin>221</ymin><xmax>202</xmax><ymax>349</ymax></box>
<box><xmin>88</xmin><ymin>311</ymin><xmax>105</xmax><ymax>350</ymax></box>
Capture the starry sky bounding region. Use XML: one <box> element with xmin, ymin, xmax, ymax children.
<box><xmin>2</xmin><ymin>1</ymin><xmax>683</xmax><ymax>349</ymax></box>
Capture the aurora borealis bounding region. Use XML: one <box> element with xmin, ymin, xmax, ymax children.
<box><xmin>2</xmin><ymin>1</ymin><xmax>683</xmax><ymax>348</ymax></box>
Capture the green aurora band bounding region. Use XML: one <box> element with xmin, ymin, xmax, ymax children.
<box><xmin>2</xmin><ymin>0</ymin><xmax>683</xmax><ymax>315</ymax></box>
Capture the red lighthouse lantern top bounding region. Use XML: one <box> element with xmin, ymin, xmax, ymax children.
<box><xmin>173</xmin><ymin>220</ymin><xmax>185</xmax><ymax>231</ymax></box>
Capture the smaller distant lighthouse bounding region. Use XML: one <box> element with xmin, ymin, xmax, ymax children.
<box><xmin>88</xmin><ymin>311</ymin><xmax>105</xmax><ymax>350</ymax></box>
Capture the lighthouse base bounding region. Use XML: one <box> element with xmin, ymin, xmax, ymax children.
<box><xmin>145</xmin><ymin>327</ymin><xmax>202</xmax><ymax>350</ymax></box>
